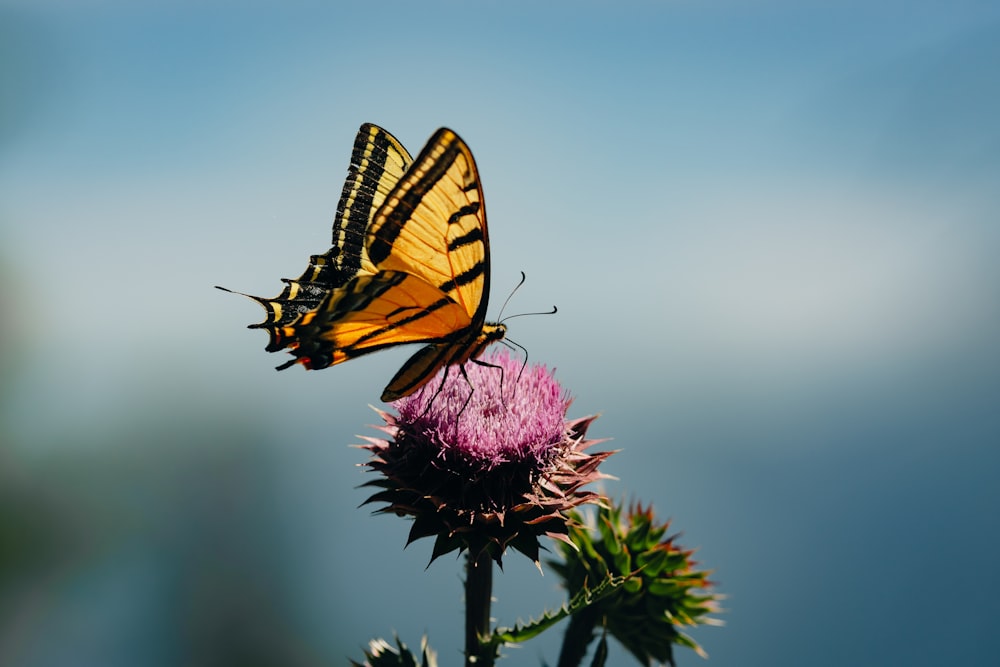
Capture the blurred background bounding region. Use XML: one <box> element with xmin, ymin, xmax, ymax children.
<box><xmin>2</xmin><ymin>1</ymin><xmax>998</xmax><ymax>665</ymax></box>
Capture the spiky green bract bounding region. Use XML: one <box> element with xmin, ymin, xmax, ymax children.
<box><xmin>360</xmin><ymin>351</ymin><xmax>613</xmax><ymax>568</ymax></box>
<box><xmin>350</xmin><ymin>635</ymin><xmax>437</xmax><ymax>667</ymax></box>
<box><xmin>550</xmin><ymin>501</ymin><xmax>722</xmax><ymax>667</ymax></box>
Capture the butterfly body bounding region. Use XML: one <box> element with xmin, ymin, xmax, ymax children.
<box><xmin>223</xmin><ymin>124</ymin><xmax>505</xmax><ymax>401</ymax></box>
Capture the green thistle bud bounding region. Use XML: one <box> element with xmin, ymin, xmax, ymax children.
<box><xmin>551</xmin><ymin>501</ymin><xmax>723</xmax><ymax>666</ymax></box>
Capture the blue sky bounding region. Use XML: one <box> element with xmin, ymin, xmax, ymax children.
<box><xmin>2</xmin><ymin>2</ymin><xmax>999</xmax><ymax>666</ymax></box>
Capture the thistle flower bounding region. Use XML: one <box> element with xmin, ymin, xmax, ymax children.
<box><xmin>550</xmin><ymin>501</ymin><xmax>723</xmax><ymax>666</ymax></box>
<box><xmin>360</xmin><ymin>350</ymin><xmax>613</xmax><ymax>567</ymax></box>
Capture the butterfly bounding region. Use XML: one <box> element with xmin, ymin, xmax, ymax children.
<box><xmin>219</xmin><ymin>123</ymin><xmax>507</xmax><ymax>402</ymax></box>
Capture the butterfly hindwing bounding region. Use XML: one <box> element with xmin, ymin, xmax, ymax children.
<box><xmin>284</xmin><ymin>271</ymin><xmax>475</xmax><ymax>370</ymax></box>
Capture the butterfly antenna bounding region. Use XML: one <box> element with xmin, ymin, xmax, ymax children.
<box><xmin>498</xmin><ymin>280</ymin><xmax>558</xmax><ymax>323</ymax></box>
<box><xmin>496</xmin><ymin>271</ymin><xmax>558</xmax><ymax>323</ymax></box>
<box><xmin>499</xmin><ymin>305</ymin><xmax>558</xmax><ymax>325</ymax></box>
<box><xmin>496</xmin><ymin>271</ymin><xmax>528</xmax><ymax>320</ymax></box>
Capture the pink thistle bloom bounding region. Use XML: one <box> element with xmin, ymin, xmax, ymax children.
<box><xmin>360</xmin><ymin>350</ymin><xmax>613</xmax><ymax>567</ymax></box>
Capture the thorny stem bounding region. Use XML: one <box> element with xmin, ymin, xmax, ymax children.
<box><xmin>464</xmin><ymin>551</ymin><xmax>494</xmax><ymax>666</ymax></box>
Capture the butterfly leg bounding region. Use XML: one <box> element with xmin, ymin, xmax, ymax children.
<box><xmin>455</xmin><ymin>362</ymin><xmax>480</xmax><ymax>418</ymax></box>
<box><xmin>497</xmin><ymin>338</ymin><xmax>530</xmax><ymax>401</ymax></box>
<box><xmin>469</xmin><ymin>357</ymin><xmax>507</xmax><ymax>410</ymax></box>
<box><xmin>418</xmin><ymin>363</ymin><xmax>475</xmax><ymax>428</ymax></box>
<box><xmin>419</xmin><ymin>365</ymin><xmax>454</xmax><ymax>418</ymax></box>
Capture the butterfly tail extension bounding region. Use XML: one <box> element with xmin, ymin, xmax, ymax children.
<box><xmin>216</xmin><ymin>281</ymin><xmax>323</xmax><ymax>354</ymax></box>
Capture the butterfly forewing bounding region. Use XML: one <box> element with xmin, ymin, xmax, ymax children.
<box><xmin>367</xmin><ymin>129</ymin><xmax>490</xmax><ymax>324</ymax></box>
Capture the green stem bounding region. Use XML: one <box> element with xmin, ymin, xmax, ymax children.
<box><xmin>464</xmin><ymin>551</ymin><xmax>494</xmax><ymax>667</ymax></box>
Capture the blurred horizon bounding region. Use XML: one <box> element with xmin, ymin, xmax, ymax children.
<box><xmin>2</xmin><ymin>2</ymin><xmax>999</xmax><ymax>665</ymax></box>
